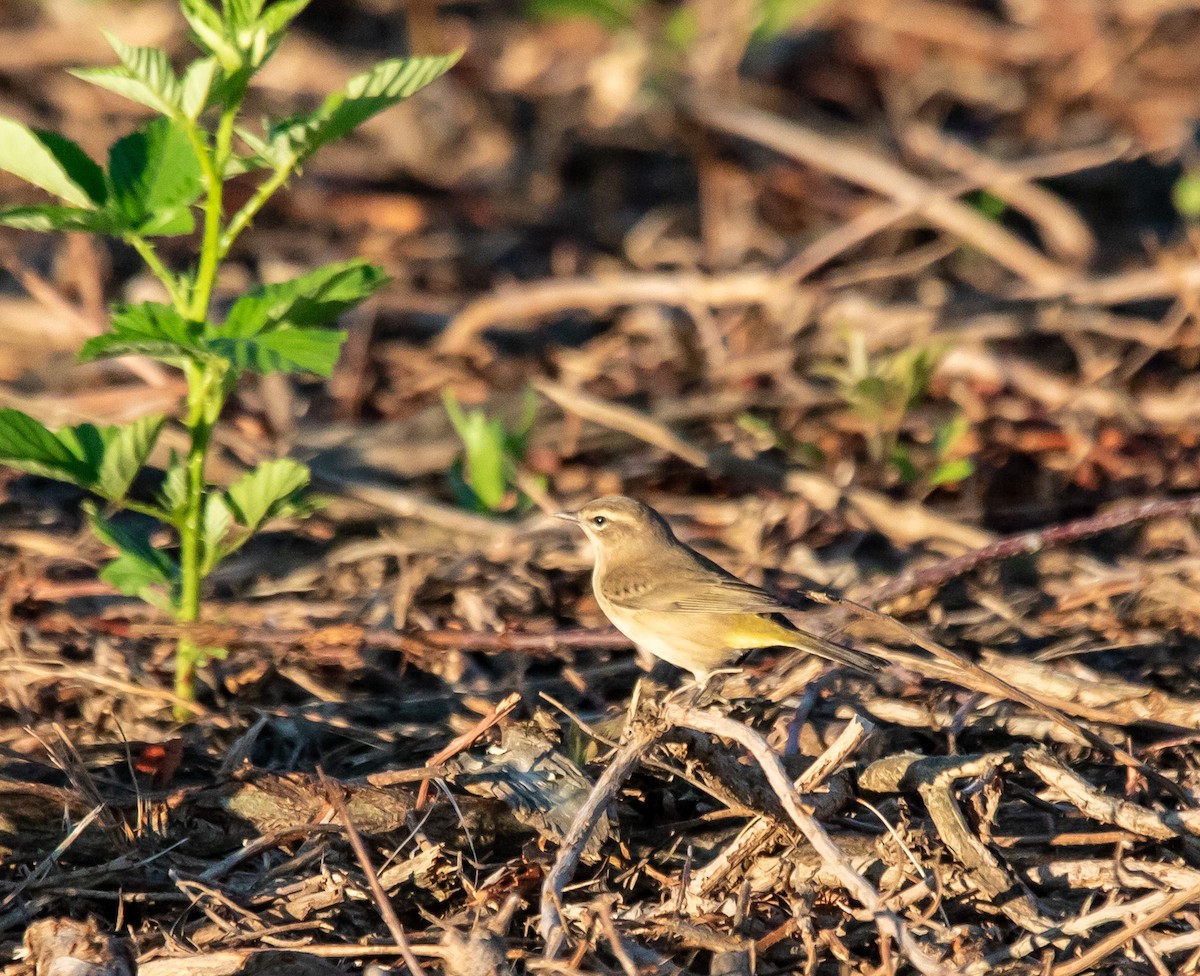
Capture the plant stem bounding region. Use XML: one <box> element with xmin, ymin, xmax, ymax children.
<box><xmin>174</xmin><ymin>368</ymin><xmax>215</xmax><ymax>717</ymax></box>
<box><xmin>124</xmin><ymin>234</ymin><xmax>183</xmax><ymax>307</ymax></box>
<box><xmin>218</xmin><ymin>162</ymin><xmax>290</xmax><ymax>258</ymax></box>
<box><xmin>172</xmin><ymin>107</ymin><xmax>239</xmax><ymax>718</ymax></box>
<box><xmin>188</xmin><ymin>107</ymin><xmax>237</xmax><ymax>320</ymax></box>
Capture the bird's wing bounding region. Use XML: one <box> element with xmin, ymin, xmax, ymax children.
<box><xmin>604</xmin><ymin>554</ymin><xmax>792</xmax><ymax>614</ymax></box>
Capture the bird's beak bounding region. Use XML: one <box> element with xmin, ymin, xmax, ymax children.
<box><xmin>554</xmin><ymin>511</ymin><xmax>579</xmax><ymax>523</ymax></box>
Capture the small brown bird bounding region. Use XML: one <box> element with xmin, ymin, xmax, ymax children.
<box><xmin>556</xmin><ymin>495</ymin><xmax>879</xmax><ymax>683</ymax></box>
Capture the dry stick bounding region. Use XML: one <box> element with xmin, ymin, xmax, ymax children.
<box><xmin>437</xmin><ymin>269</ymin><xmax>784</xmax><ymax>354</ymax></box>
<box><xmin>0</xmin><ymin>804</ymin><xmax>103</xmax><ymax>910</ymax></box>
<box><xmin>540</xmin><ymin>721</ymin><xmax>662</xmax><ymax>956</ymax></box>
<box><xmin>665</xmin><ymin>704</ymin><xmax>958</xmax><ymax>976</ymax></box>
<box><xmin>899</xmin><ymin>123</ymin><xmax>1097</xmax><ymax>265</ymax></box>
<box><xmin>803</xmin><ymin>591</ymin><xmax>1194</xmax><ymax>807</ymax></box>
<box><xmin>781</xmin><ymin>135</ymin><xmax>1127</xmax><ymax>283</ymax></box>
<box><xmin>1051</xmin><ymin>880</ymin><xmax>1200</xmax><ymax>976</ymax></box>
<box><xmin>979</xmin><ymin>886</ymin><xmax>1195</xmax><ymax>971</ymax></box>
<box><xmin>319</xmin><ymin>770</ymin><xmax>427</xmax><ymax>976</ymax></box>
<box><xmin>414</xmin><ymin>691</ymin><xmax>521</xmax><ymax>810</ymax></box>
<box><xmin>866</xmin><ymin>495</ymin><xmax>1200</xmax><ymax>608</ymax></box>
<box><xmin>1023</xmin><ymin>748</ymin><xmax>1200</xmax><ymax>840</ymax></box>
<box><xmin>686</xmin><ymin>94</ymin><xmax>1069</xmax><ymax>289</ymax></box>
<box><xmin>689</xmin><ymin>714</ymin><xmax>875</xmax><ymax>898</ymax></box>
<box><xmin>534</xmin><ymin>378</ymin><xmax>710</xmax><ymax>467</ymax></box>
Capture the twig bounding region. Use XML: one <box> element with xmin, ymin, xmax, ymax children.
<box><xmin>1051</xmin><ymin>881</ymin><xmax>1200</xmax><ymax>976</ymax></box>
<box><xmin>437</xmin><ymin>269</ymin><xmax>785</xmax><ymax>354</ymax></box>
<box><xmin>867</xmin><ymin>495</ymin><xmax>1200</xmax><ymax>607</ymax></box>
<box><xmin>803</xmin><ymin>591</ymin><xmax>1195</xmax><ymax>807</ymax></box>
<box><xmin>664</xmin><ymin>705</ymin><xmax>958</xmax><ymax>976</ymax></box>
<box><xmin>686</xmin><ymin>94</ymin><xmax>1069</xmax><ymax>289</ymax></box>
<box><xmin>540</xmin><ymin>719</ymin><xmax>663</xmax><ymax>954</ymax></box>
<box><xmin>319</xmin><ymin>769</ymin><xmax>427</xmax><ymax>976</ymax></box>
<box><xmin>688</xmin><ymin>714</ymin><xmax>875</xmax><ymax>898</ymax></box>
<box><xmin>1024</xmin><ymin>748</ymin><xmax>1200</xmax><ymax>840</ymax></box>
<box><xmin>415</xmin><ymin>691</ymin><xmax>521</xmax><ymax>810</ymax></box>
<box><xmin>533</xmin><ymin>378</ymin><xmax>710</xmax><ymax>467</ymax></box>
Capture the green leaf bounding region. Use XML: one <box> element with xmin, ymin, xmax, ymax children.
<box><xmin>71</xmin><ymin>34</ymin><xmax>180</xmax><ymax>117</ymax></box>
<box><xmin>201</xmin><ymin>492</ymin><xmax>234</xmax><ymax>572</ymax></box>
<box><xmin>1175</xmin><ymin>171</ymin><xmax>1200</xmax><ymax>221</ymax></box>
<box><xmin>0</xmin><ymin>409</ymin><xmax>92</xmax><ymax>485</ymax></box>
<box><xmin>222</xmin><ymin>260</ymin><xmax>388</xmax><ymax>334</ymax></box>
<box><xmin>257</xmin><ymin>0</ymin><xmax>313</xmax><ymax>35</ymax></box>
<box><xmin>80</xmin><ymin>302</ymin><xmax>206</xmax><ymax>367</ymax></box>
<box><xmin>181</xmin><ymin>0</ymin><xmax>243</xmax><ymax>71</ymax></box>
<box><xmin>180</xmin><ymin>57</ymin><xmax>219</xmax><ymax>120</ymax></box>
<box><xmin>443</xmin><ymin>391</ymin><xmax>509</xmax><ymax>511</ymax></box>
<box><xmin>927</xmin><ymin>457</ymin><xmax>975</xmax><ymax>488</ymax></box>
<box><xmin>0</xmin><ymin>119</ymin><xmax>106</xmax><ymax>208</ymax></box>
<box><xmin>88</xmin><ymin>504</ymin><xmax>178</xmax><ymax>612</ymax></box>
<box><xmin>225</xmin><ymin>458</ymin><xmax>310</xmax><ymax>531</ymax></box>
<box><xmin>208</xmin><ymin>260</ymin><xmax>384</xmax><ymax>376</ymax></box>
<box><xmin>107</xmin><ymin>118</ymin><xmax>203</xmax><ymax>236</ymax></box>
<box><xmin>267</xmin><ymin>53</ymin><xmax>460</xmax><ymax>165</ymax></box>
<box><xmin>92</xmin><ymin>414</ymin><xmax>166</xmax><ymax>502</ymax></box>
<box><xmin>156</xmin><ymin>454</ymin><xmax>188</xmax><ymax>524</ymax></box>
<box><xmin>933</xmin><ymin>414</ymin><xmax>970</xmax><ymax>459</ymax></box>
<box><xmin>888</xmin><ymin>443</ymin><xmax>919</xmax><ymax>485</ymax></box>
<box><xmin>526</xmin><ymin>0</ymin><xmax>641</xmax><ymax>29</ymax></box>
<box><xmin>0</xmin><ymin>409</ymin><xmax>164</xmax><ymax>501</ymax></box>
<box><xmin>208</xmin><ymin>326</ymin><xmax>347</xmax><ymax>376</ymax></box>
<box><xmin>222</xmin><ymin>0</ymin><xmax>266</xmax><ymax>29</ymax></box>
<box><xmin>0</xmin><ymin>205</ymin><xmax>118</xmax><ymax>233</ymax></box>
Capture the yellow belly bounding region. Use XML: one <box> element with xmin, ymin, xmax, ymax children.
<box><xmin>598</xmin><ymin>601</ymin><xmax>795</xmax><ymax>681</ymax></box>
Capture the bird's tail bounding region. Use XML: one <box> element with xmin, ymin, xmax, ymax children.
<box><xmin>781</xmin><ymin>627</ymin><xmax>881</xmax><ymax>674</ymax></box>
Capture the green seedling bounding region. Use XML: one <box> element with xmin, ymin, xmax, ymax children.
<box><xmin>0</xmin><ymin>0</ymin><xmax>459</xmax><ymax>717</ymax></box>
<box><xmin>1174</xmin><ymin>170</ymin><xmax>1200</xmax><ymax>223</ymax></box>
<box><xmin>443</xmin><ymin>388</ymin><xmax>540</xmax><ymax>514</ymax></box>
<box><xmin>815</xmin><ymin>331</ymin><xmax>972</xmax><ymax>488</ymax></box>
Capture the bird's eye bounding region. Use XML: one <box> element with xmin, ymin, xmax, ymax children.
<box><xmin>591</xmin><ymin>515</ymin><xmax>607</xmax><ymax>527</ymax></box>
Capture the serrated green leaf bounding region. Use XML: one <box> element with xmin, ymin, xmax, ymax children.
<box><xmin>181</xmin><ymin>0</ymin><xmax>242</xmax><ymax>71</ymax></box>
<box><xmin>89</xmin><ymin>505</ymin><xmax>178</xmax><ymax>612</ymax></box>
<box><xmin>0</xmin><ymin>409</ymin><xmax>165</xmax><ymax>502</ymax></box>
<box><xmin>0</xmin><ymin>409</ymin><xmax>92</xmax><ymax>484</ymax></box>
<box><xmin>225</xmin><ymin>458</ymin><xmax>309</xmax><ymax>531</ymax></box>
<box><xmin>0</xmin><ymin>205</ymin><xmax>118</xmax><ymax>233</ymax></box>
<box><xmin>80</xmin><ymin>302</ymin><xmax>206</xmax><ymax>367</ymax></box>
<box><xmin>71</xmin><ymin>34</ymin><xmax>180</xmax><ymax>117</ymax></box>
<box><xmin>0</xmin><ymin>119</ymin><xmax>106</xmax><ymax>208</ymax></box>
<box><xmin>208</xmin><ymin>326</ymin><xmax>347</xmax><ymax>376</ymax></box>
<box><xmin>107</xmin><ymin>118</ymin><xmax>203</xmax><ymax>236</ymax></box>
<box><xmin>268</xmin><ymin>53</ymin><xmax>460</xmax><ymax>164</ymax></box>
<box><xmin>92</xmin><ymin>414</ymin><xmax>165</xmax><ymax>502</ymax></box>
<box><xmin>258</xmin><ymin>0</ymin><xmax>312</xmax><ymax>35</ymax></box>
<box><xmin>180</xmin><ymin>57</ymin><xmax>219</xmax><ymax>120</ymax></box>
<box><xmin>222</xmin><ymin>260</ymin><xmax>388</xmax><ymax>335</ymax></box>
<box><xmin>223</xmin><ymin>0</ymin><xmax>266</xmax><ymax>29</ymax></box>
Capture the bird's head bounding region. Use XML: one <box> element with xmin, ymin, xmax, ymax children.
<box><xmin>555</xmin><ymin>495</ymin><xmax>674</xmax><ymax>558</ymax></box>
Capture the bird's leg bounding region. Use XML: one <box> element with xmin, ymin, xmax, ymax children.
<box><xmin>683</xmin><ymin>667</ymin><xmax>742</xmax><ymax>707</ymax></box>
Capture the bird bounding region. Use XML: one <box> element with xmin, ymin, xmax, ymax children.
<box><xmin>555</xmin><ymin>495</ymin><xmax>880</xmax><ymax>684</ymax></box>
